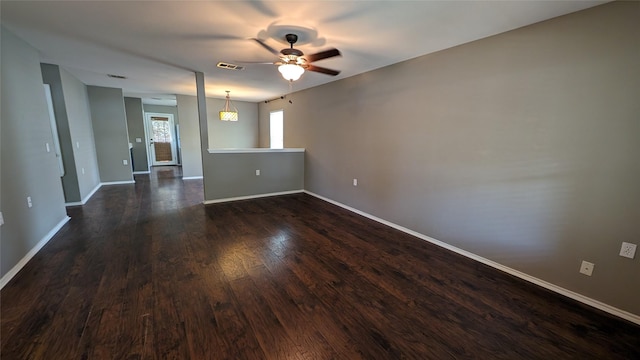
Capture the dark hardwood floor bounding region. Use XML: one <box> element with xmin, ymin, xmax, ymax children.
<box><xmin>1</xmin><ymin>166</ymin><xmax>639</xmax><ymax>359</ymax></box>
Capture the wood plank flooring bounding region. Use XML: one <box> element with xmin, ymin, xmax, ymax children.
<box><xmin>2</xmin><ymin>166</ymin><xmax>639</xmax><ymax>359</ymax></box>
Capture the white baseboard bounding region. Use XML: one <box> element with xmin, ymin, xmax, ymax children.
<box><xmin>303</xmin><ymin>190</ymin><xmax>640</xmax><ymax>325</ymax></box>
<box><xmin>100</xmin><ymin>180</ymin><xmax>135</xmax><ymax>186</ymax></box>
<box><xmin>203</xmin><ymin>190</ymin><xmax>304</xmax><ymax>204</ymax></box>
<box><xmin>82</xmin><ymin>182</ymin><xmax>102</xmax><ymax>203</ymax></box>
<box><xmin>182</xmin><ymin>176</ymin><xmax>203</xmax><ymax>180</ymax></box>
<box><xmin>133</xmin><ymin>171</ymin><xmax>150</xmax><ymax>175</ymax></box>
<box><xmin>0</xmin><ymin>216</ymin><xmax>71</xmax><ymax>289</ymax></box>
<box><xmin>65</xmin><ymin>182</ymin><xmax>101</xmax><ymax>207</ymax></box>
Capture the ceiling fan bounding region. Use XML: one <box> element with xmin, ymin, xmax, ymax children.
<box><xmin>252</xmin><ymin>33</ymin><xmax>341</xmax><ymax>81</ymax></box>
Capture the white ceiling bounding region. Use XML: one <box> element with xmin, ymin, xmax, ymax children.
<box><xmin>2</xmin><ymin>1</ymin><xmax>607</xmax><ymax>103</ymax></box>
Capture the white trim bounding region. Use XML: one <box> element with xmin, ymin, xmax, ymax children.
<box><xmin>100</xmin><ymin>180</ymin><xmax>135</xmax><ymax>186</ymax></box>
<box><xmin>182</xmin><ymin>176</ymin><xmax>203</xmax><ymax>180</ymax></box>
<box><xmin>83</xmin><ymin>182</ymin><xmax>102</xmax><ymax>203</ymax></box>
<box><xmin>44</xmin><ymin>84</ymin><xmax>65</xmax><ymax>177</ymax></box>
<box><xmin>133</xmin><ymin>171</ymin><xmax>150</xmax><ymax>175</ymax></box>
<box><xmin>203</xmin><ymin>190</ymin><xmax>304</xmax><ymax>204</ymax></box>
<box><xmin>0</xmin><ymin>216</ymin><xmax>71</xmax><ymax>289</ymax></box>
<box><xmin>303</xmin><ymin>190</ymin><xmax>640</xmax><ymax>325</ymax></box>
<box><xmin>65</xmin><ymin>182</ymin><xmax>101</xmax><ymax>207</ymax></box>
<box><xmin>207</xmin><ymin>148</ymin><xmax>305</xmax><ymax>154</ymax></box>
<box><xmin>65</xmin><ymin>201</ymin><xmax>83</xmax><ymax>207</ymax></box>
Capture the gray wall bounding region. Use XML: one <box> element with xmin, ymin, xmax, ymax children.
<box><xmin>1</xmin><ymin>27</ymin><xmax>68</xmax><ymax>278</ymax></box>
<box><xmin>205</xmin><ymin>97</ymin><xmax>259</xmax><ymax>149</ymax></box>
<box><xmin>259</xmin><ymin>2</ymin><xmax>640</xmax><ymax>315</ymax></box>
<box><xmin>41</xmin><ymin>63</ymin><xmax>81</xmax><ymax>202</ymax></box>
<box><xmin>176</xmin><ymin>95</ymin><xmax>203</xmax><ymax>178</ymax></box>
<box><xmin>87</xmin><ymin>86</ymin><xmax>134</xmax><ymax>183</ymax></box>
<box><xmin>204</xmin><ymin>151</ymin><xmax>304</xmax><ymax>201</ymax></box>
<box><xmin>59</xmin><ymin>67</ymin><xmax>101</xmax><ymax>200</ymax></box>
<box><xmin>176</xmin><ymin>95</ymin><xmax>259</xmax><ymax>177</ymax></box>
<box><xmin>0</xmin><ymin>26</ymin><xmax>4</xmax><ymax>261</ymax></box>
<box><xmin>124</xmin><ymin>97</ymin><xmax>149</xmax><ymax>172</ymax></box>
<box><xmin>41</xmin><ymin>64</ymin><xmax>101</xmax><ymax>203</ymax></box>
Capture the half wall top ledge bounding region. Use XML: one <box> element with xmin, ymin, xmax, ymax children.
<box><xmin>208</xmin><ymin>148</ymin><xmax>305</xmax><ymax>153</ymax></box>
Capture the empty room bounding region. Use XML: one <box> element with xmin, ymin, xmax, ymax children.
<box><xmin>1</xmin><ymin>1</ymin><xmax>639</xmax><ymax>358</ymax></box>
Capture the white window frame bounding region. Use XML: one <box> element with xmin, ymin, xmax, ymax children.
<box><xmin>270</xmin><ymin>110</ymin><xmax>284</xmax><ymax>149</ymax></box>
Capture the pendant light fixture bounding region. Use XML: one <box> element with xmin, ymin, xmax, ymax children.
<box><xmin>219</xmin><ymin>90</ymin><xmax>238</xmax><ymax>121</ymax></box>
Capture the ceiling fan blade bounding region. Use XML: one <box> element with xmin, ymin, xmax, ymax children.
<box><xmin>303</xmin><ymin>48</ymin><xmax>341</xmax><ymax>63</ymax></box>
<box><xmin>251</xmin><ymin>38</ymin><xmax>280</xmax><ymax>56</ymax></box>
<box><xmin>306</xmin><ymin>65</ymin><xmax>341</xmax><ymax>76</ymax></box>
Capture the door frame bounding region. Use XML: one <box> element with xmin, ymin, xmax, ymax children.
<box><xmin>144</xmin><ymin>112</ymin><xmax>177</xmax><ymax>166</ymax></box>
<box><xmin>43</xmin><ymin>84</ymin><xmax>65</xmax><ymax>176</ymax></box>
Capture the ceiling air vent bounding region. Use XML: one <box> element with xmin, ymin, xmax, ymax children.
<box><xmin>217</xmin><ymin>62</ymin><xmax>244</xmax><ymax>71</ymax></box>
<box><xmin>107</xmin><ymin>74</ymin><xmax>127</xmax><ymax>79</ymax></box>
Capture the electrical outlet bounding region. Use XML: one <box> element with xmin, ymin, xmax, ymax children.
<box><xmin>619</xmin><ymin>242</ymin><xmax>637</xmax><ymax>259</ymax></box>
<box><xmin>353</xmin><ymin>178</ymin><xmax>358</xmax><ymax>186</ymax></box>
<box><xmin>256</xmin><ymin>169</ymin><xmax>260</xmax><ymax>176</ymax></box>
<box><xmin>579</xmin><ymin>260</ymin><xmax>594</xmax><ymax>276</ymax></box>
<box><xmin>27</xmin><ymin>196</ymin><xmax>33</xmax><ymax>208</ymax></box>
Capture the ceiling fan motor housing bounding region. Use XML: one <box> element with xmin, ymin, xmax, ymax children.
<box><xmin>282</xmin><ymin>34</ymin><xmax>303</xmax><ymax>58</ymax></box>
<box><xmin>281</xmin><ymin>48</ymin><xmax>304</xmax><ymax>57</ymax></box>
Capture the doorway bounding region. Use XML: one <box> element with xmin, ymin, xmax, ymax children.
<box><xmin>145</xmin><ymin>112</ymin><xmax>177</xmax><ymax>166</ymax></box>
<box><xmin>43</xmin><ymin>84</ymin><xmax>65</xmax><ymax>177</ymax></box>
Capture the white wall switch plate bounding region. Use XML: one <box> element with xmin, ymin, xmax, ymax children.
<box><xmin>45</xmin><ymin>142</ymin><xmax>51</xmax><ymax>153</ymax></box>
<box><xmin>619</xmin><ymin>242</ymin><xmax>637</xmax><ymax>259</ymax></box>
<box><xmin>353</xmin><ymin>178</ymin><xmax>358</xmax><ymax>186</ymax></box>
<box><xmin>123</xmin><ymin>159</ymin><xmax>128</xmax><ymax>165</ymax></box>
<box><xmin>579</xmin><ymin>260</ymin><xmax>594</xmax><ymax>276</ymax></box>
<box><xmin>76</xmin><ymin>141</ymin><xmax>80</xmax><ymax>149</ymax></box>
<box><xmin>82</xmin><ymin>167</ymin><xmax>85</xmax><ymax>175</ymax></box>
<box><xmin>27</xmin><ymin>196</ymin><xmax>33</xmax><ymax>208</ymax></box>
<box><xmin>256</xmin><ymin>169</ymin><xmax>260</xmax><ymax>176</ymax></box>
<box><xmin>0</xmin><ymin>211</ymin><xmax>4</xmax><ymax>226</ymax></box>
<box><xmin>136</xmin><ymin>138</ymin><xmax>142</xmax><ymax>143</ymax></box>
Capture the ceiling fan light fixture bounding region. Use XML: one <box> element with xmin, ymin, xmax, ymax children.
<box><xmin>219</xmin><ymin>90</ymin><xmax>238</xmax><ymax>121</ymax></box>
<box><xmin>278</xmin><ymin>63</ymin><xmax>305</xmax><ymax>81</ymax></box>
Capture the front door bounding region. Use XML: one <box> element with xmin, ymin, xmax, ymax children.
<box><xmin>145</xmin><ymin>113</ymin><xmax>177</xmax><ymax>166</ymax></box>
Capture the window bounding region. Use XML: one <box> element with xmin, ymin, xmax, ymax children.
<box><xmin>270</xmin><ymin>110</ymin><xmax>284</xmax><ymax>149</ymax></box>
